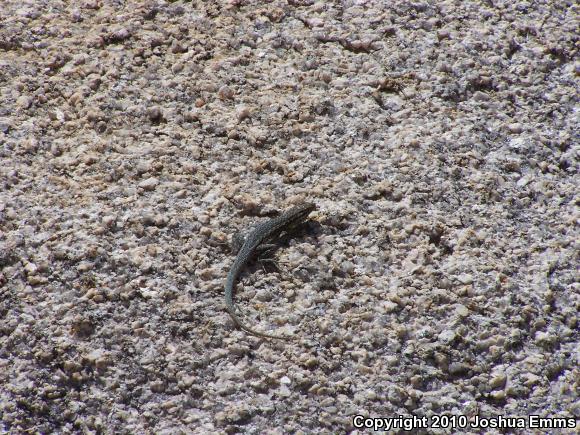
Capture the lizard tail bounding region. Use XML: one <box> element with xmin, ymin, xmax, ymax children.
<box><xmin>225</xmin><ymin>304</ymin><xmax>293</xmax><ymax>341</ymax></box>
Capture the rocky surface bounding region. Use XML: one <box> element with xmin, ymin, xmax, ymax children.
<box><xmin>0</xmin><ymin>1</ymin><xmax>578</xmax><ymax>433</ymax></box>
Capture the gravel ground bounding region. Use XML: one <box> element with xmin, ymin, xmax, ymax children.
<box><xmin>1</xmin><ymin>1</ymin><xmax>578</xmax><ymax>433</ymax></box>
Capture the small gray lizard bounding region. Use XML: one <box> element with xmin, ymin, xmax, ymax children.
<box><xmin>225</xmin><ymin>203</ymin><xmax>316</xmax><ymax>340</ymax></box>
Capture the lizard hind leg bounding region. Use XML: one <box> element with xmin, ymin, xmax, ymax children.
<box><xmin>257</xmin><ymin>257</ymin><xmax>279</xmax><ymax>274</ymax></box>
<box><xmin>254</xmin><ymin>243</ymin><xmax>280</xmax><ymax>273</ymax></box>
<box><xmin>231</xmin><ymin>232</ymin><xmax>246</xmax><ymax>253</ymax></box>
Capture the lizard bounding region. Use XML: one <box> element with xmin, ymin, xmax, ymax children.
<box><xmin>225</xmin><ymin>203</ymin><xmax>316</xmax><ymax>340</ymax></box>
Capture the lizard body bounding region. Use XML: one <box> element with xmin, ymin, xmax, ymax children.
<box><xmin>225</xmin><ymin>203</ymin><xmax>315</xmax><ymax>340</ymax></box>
